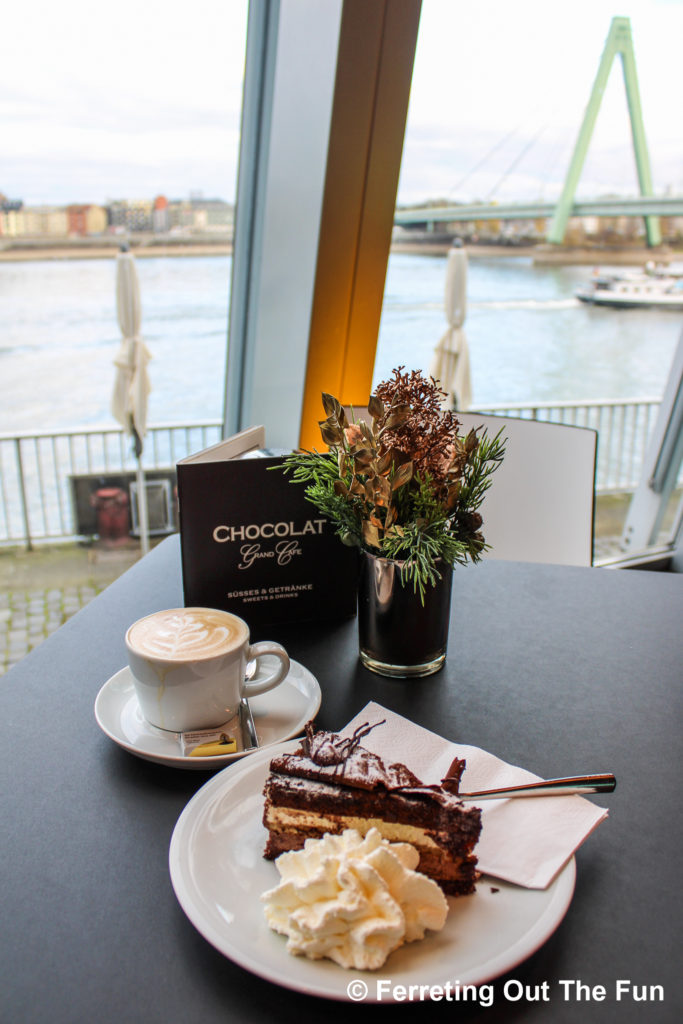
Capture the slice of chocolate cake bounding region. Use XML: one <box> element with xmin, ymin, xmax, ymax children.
<box><xmin>262</xmin><ymin>721</ymin><xmax>482</xmax><ymax>896</ymax></box>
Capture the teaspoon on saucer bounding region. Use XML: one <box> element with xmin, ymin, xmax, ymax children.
<box><xmin>239</xmin><ymin>697</ymin><xmax>259</xmax><ymax>751</ymax></box>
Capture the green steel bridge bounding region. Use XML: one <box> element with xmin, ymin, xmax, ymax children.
<box><xmin>396</xmin><ymin>17</ymin><xmax>681</xmax><ymax>248</ymax></box>
<box><xmin>395</xmin><ymin>196</ymin><xmax>683</xmax><ymax>226</ymax></box>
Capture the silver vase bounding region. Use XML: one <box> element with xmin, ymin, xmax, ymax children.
<box><xmin>357</xmin><ymin>551</ymin><xmax>453</xmax><ymax>677</ymax></box>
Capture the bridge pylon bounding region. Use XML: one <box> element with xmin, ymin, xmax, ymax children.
<box><xmin>547</xmin><ymin>17</ymin><xmax>661</xmax><ymax>248</ymax></box>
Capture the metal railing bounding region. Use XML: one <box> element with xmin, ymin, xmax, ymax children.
<box><xmin>475</xmin><ymin>397</ymin><xmax>661</xmax><ymax>493</ymax></box>
<box><xmin>0</xmin><ymin>420</ymin><xmax>223</xmax><ymax>548</ymax></box>
<box><xmin>0</xmin><ymin>399</ymin><xmax>663</xmax><ymax>547</ymax></box>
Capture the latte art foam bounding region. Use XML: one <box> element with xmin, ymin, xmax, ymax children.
<box><xmin>127</xmin><ymin>608</ymin><xmax>247</xmax><ymax>661</ymax></box>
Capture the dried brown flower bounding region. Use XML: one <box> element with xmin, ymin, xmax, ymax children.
<box><xmin>373</xmin><ymin>368</ymin><xmax>460</xmax><ymax>488</ymax></box>
<box><xmin>282</xmin><ymin>367</ymin><xmax>506</xmax><ymax>595</ymax></box>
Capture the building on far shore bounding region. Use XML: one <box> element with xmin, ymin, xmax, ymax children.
<box><xmin>0</xmin><ymin>191</ymin><xmax>234</xmax><ymax>241</ymax></box>
<box><xmin>153</xmin><ymin>195</ymin><xmax>170</xmax><ymax>233</ymax></box>
<box><xmin>107</xmin><ymin>198</ymin><xmax>155</xmax><ymax>233</ymax></box>
<box><xmin>0</xmin><ymin>204</ymin><xmax>69</xmax><ymax>238</ymax></box>
<box><xmin>167</xmin><ymin>195</ymin><xmax>234</xmax><ymax>234</ymax></box>
<box><xmin>66</xmin><ymin>204</ymin><xmax>108</xmax><ymax>237</ymax></box>
<box><xmin>0</xmin><ymin>194</ymin><xmax>23</xmax><ymax>237</ymax></box>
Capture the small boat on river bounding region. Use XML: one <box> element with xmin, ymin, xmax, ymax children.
<box><xmin>575</xmin><ymin>267</ymin><xmax>683</xmax><ymax>310</ymax></box>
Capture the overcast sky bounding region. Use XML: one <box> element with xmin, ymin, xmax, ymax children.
<box><xmin>2</xmin><ymin>0</ymin><xmax>680</xmax><ymax>208</ymax></box>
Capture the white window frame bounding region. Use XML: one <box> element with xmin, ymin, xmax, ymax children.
<box><xmin>223</xmin><ymin>0</ymin><xmax>343</xmax><ymax>448</ymax></box>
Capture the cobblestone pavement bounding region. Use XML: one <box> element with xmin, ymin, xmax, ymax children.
<box><xmin>0</xmin><ymin>584</ymin><xmax>106</xmax><ymax>675</ymax></box>
<box><xmin>0</xmin><ymin>540</ymin><xmax>144</xmax><ymax>677</ymax></box>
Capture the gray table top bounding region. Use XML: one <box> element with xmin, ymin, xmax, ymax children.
<box><xmin>1</xmin><ymin>535</ymin><xmax>681</xmax><ymax>1023</ymax></box>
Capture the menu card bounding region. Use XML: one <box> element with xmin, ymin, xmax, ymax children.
<box><xmin>177</xmin><ymin>426</ymin><xmax>358</xmax><ymax>628</ymax></box>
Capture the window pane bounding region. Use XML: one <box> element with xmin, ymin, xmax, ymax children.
<box><xmin>1</xmin><ymin>0</ymin><xmax>248</xmax><ymax>432</ymax></box>
<box><xmin>378</xmin><ymin>0</ymin><xmax>682</xmax><ymax>560</ymax></box>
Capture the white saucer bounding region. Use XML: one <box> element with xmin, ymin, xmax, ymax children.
<box><xmin>94</xmin><ymin>660</ymin><xmax>321</xmax><ymax>769</ymax></box>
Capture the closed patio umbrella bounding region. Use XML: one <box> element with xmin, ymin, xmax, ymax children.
<box><xmin>111</xmin><ymin>246</ymin><xmax>151</xmax><ymax>554</ymax></box>
<box><xmin>430</xmin><ymin>242</ymin><xmax>472</xmax><ymax>411</ymax></box>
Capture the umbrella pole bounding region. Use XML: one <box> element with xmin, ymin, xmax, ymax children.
<box><xmin>135</xmin><ymin>458</ymin><xmax>150</xmax><ymax>556</ymax></box>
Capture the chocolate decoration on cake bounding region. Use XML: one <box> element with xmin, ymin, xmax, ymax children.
<box><xmin>262</xmin><ymin>721</ymin><xmax>482</xmax><ymax>896</ymax></box>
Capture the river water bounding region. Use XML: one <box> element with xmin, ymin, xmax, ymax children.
<box><xmin>0</xmin><ymin>252</ymin><xmax>680</xmax><ymax>434</ymax></box>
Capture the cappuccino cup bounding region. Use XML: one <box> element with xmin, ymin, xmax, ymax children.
<box><xmin>125</xmin><ymin>607</ymin><xmax>290</xmax><ymax>732</ymax></box>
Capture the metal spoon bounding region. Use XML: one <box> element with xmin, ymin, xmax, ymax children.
<box><xmin>457</xmin><ymin>773</ymin><xmax>616</xmax><ymax>801</ymax></box>
<box><xmin>239</xmin><ymin>697</ymin><xmax>259</xmax><ymax>751</ymax></box>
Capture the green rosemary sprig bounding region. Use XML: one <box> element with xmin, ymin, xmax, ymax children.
<box><xmin>457</xmin><ymin>426</ymin><xmax>507</xmax><ymax>513</ymax></box>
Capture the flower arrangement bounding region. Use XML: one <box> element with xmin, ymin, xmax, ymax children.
<box><xmin>282</xmin><ymin>367</ymin><xmax>506</xmax><ymax>598</ymax></box>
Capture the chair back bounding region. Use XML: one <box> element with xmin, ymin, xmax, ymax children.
<box><xmin>343</xmin><ymin>406</ymin><xmax>597</xmax><ymax>565</ymax></box>
<box><xmin>456</xmin><ymin>412</ymin><xmax>597</xmax><ymax>566</ymax></box>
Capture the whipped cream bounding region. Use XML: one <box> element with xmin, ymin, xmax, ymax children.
<box><xmin>260</xmin><ymin>828</ymin><xmax>448</xmax><ymax>970</ymax></box>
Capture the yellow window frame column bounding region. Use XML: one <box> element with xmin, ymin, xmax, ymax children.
<box><xmin>298</xmin><ymin>0</ymin><xmax>421</xmax><ymax>450</ymax></box>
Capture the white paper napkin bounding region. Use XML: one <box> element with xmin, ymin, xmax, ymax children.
<box><xmin>339</xmin><ymin>702</ymin><xmax>608</xmax><ymax>889</ymax></box>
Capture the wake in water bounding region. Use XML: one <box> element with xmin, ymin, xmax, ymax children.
<box><xmin>383</xmin><ymin>298</ymin><xmax>580</xmax><ymax>313</ymax></box>
<box><xmin>382</xmin><ymin>298</ymin><xmax>581</xmax><ymax>313</ymax></box>
<box><xmin>471</xmin><ymin>298</ymin><xmax>580</xmax><ymax>311</ymax></box>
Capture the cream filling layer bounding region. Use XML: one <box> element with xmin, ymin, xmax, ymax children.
<box><xmin>265</xmin><ymin>806</ymin><xmax>439</xmax><ymax>850</ymax></box>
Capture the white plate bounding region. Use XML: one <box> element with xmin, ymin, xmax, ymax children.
<box><xmin>169</xmin><ymin>741</ymin><xmax>576</xmax><ymax>1001</ymax></box>
<box><xmin>94</xmin><ymin>662</ymin><xmax>321</xmax><ymax>769</ymax></box>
